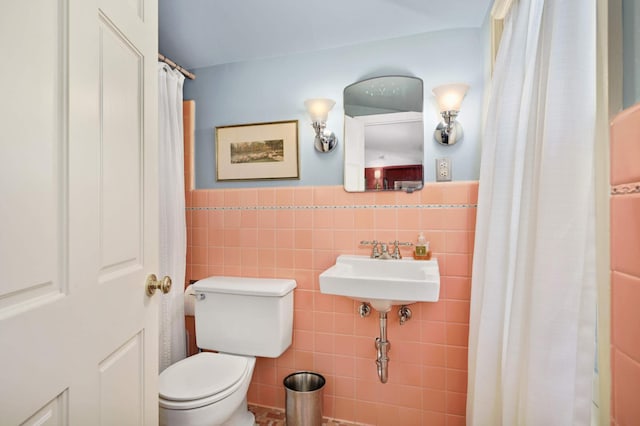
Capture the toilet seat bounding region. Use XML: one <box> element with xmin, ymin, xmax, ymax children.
<box><xmin>159</xmin><ymin>352</ymin><xmax>253</xmax><ymax>410</ymax></box>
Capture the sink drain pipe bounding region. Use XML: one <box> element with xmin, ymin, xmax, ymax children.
<box><xmin>375</xmin><ymin>311</ymin><xmax>390</xmax><ymax>383</ymax></box>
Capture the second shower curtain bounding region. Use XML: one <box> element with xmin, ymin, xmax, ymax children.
<box><xmin>466</xmin><ymin>0</ymin><xmax>597</xmax><ymax>424</ymax></box>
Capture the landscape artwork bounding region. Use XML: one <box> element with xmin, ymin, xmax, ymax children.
<box><xmin>230</xmin><ymin>140</ymin><xmax>284</xmax><ymax>164</ymax></box>
<box><xmin>215</xmin><ymin>120</ymin><xmax>299</xmax><ymax>181</ymax></box>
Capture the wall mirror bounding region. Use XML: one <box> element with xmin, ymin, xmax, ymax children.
<box><xmin>343</xmin><ymin>76</ymin><xmax>424</xmax><ymax>192</ymax></box>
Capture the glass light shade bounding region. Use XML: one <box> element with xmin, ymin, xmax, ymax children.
<box><xmin>432</xmin><ymin>84</ymin><xmax>469</xmax><ymax>112</ymax></box>
<box><xmin>305</xmin><ymin>98</ymin><xmax>335</xmax><ymax>122</ymax></box>
<box><xmin>374</xmin><ymin>169</ymin><xmax>381</xmax><ymax>179</ymax></box>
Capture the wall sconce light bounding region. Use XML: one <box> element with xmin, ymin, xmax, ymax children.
<box><xmin>304</xmin><ymin>98</ymin><xmax>338</xmax><ymax>153</ymax></box>
<box><xmin>433</xmin><ymin>83</ymin><xmax>469</xmax><ymax>145</ymax></box>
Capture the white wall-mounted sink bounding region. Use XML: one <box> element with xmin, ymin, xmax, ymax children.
<box><xmin>319</xmin><ymin>255</ymin><xmax>440</xmax><ymax>312</ymax></box>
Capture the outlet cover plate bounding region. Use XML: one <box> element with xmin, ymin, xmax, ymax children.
<box><xmin>435</xmin><ymin>158</ymin><xmax>452</xmax><ymax>182</ymax></box>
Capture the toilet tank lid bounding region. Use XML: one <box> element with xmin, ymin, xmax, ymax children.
<box><xmin>193</xmin><ymin>276</ymin><xmax>296</xmax><ymax>297</ymax></box>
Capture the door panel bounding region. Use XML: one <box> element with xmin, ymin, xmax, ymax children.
<box><xmin>0</xmin><ymin>0</ymin><xmax>159</xmax><ymax>424</ymax></box>
<box><xmin>99</xmin><ymin>333</ymin><xmax>145</xmax><ymax>425</ymax></box>
<box><xmin>20</xmin><ymin>391</ymin><xmax>69</xmax><ymax>426</ymax></box>
<box><xmin>99</xmin><ymin>15</ymin><xmax>143</xmax><ymax>275</ymax></box>
<box><xmin>0</xmin><ymin>0</ymin><xmax>66</xmax><ymax>312</ymax></box>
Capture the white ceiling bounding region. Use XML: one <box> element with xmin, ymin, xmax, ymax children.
<box><xmin>159</xmin><ymin>0</ymin><xmax>494</xmax><ymax>70</ymax></box>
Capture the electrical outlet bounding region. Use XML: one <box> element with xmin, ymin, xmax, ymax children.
<box><xmin>435</xmin><ymin>158</ymin><xmax>452</xmax><ymax>182</ymax></box>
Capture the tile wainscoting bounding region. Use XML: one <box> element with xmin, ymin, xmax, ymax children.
<box><xmin>610</xmin><ymin>104</ymin><xmax>640</xmax><ymax>425</ymax></box>
<box><xmin>184</xmin><ymin>182</ymin><xmax>477</xmax><ymax>426</ymax></box>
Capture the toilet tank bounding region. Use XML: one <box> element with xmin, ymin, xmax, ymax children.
<box><xmin>192</xmin><ymin>276</ymin><xmax>296</xmax><ymax>357</ymax></box>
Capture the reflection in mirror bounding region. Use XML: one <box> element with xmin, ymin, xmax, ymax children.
<box><xmin>343</xmin><ymin>76</ymin><xmax>424</xmax><ymax>192</ymax></box>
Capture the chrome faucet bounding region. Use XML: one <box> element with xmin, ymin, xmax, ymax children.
<box><xmin>361</xmin><ymin>240</ymin><xmax>413</xmax><ymax>259</ymax></box>
<box><xmin>379</xmin><ymin>243</ymin><xmax>392</xmax><ymax>259</ymax></box>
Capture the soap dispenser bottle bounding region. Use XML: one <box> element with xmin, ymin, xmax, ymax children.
<box><xmin>414</xmin><ymin>232</ymin><xmax>431</xmax><ymax>260</ymax></box>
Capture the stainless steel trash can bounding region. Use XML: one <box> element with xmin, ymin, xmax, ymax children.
<box><xmin>283</xmin><ymin>371</ymin><xmax>325</xmax><ymax>426</ymax></box>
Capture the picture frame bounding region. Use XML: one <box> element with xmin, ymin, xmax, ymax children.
<box><xmin>215</xmin><ymin>120</ymin><xmax>300</xmax><ymax>181</ymax></box>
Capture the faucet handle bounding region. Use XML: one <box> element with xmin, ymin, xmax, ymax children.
<box><xmin>360</xmin><ymin>240</ymin><xmax>381</xmax><ymax>258</ymax></box>
<box><xmin>389</xmin><ymin>240</ymin><xmax>413</xmax><ymax>247</ymax></box>
<box><xmin>388</xmin><ymin>240</ymin><xmax>413</xmax><ymax>259</ymax></box>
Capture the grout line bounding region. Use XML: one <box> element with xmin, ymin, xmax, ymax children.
<box><xmin>186</xmin><ymin>204</ymin><xmax>478</xmax><ymax>211</ymax></box>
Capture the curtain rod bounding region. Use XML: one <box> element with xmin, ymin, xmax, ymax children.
<box><xmin>158</xmin><ymin>53</ymin><xmax>196</xmax><ymax>80</ymax></box>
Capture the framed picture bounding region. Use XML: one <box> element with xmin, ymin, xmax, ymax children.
<box><xmin>215</xmin><ymin>120</ymin><xmax>299</xmax><ymax>181</ymax></box>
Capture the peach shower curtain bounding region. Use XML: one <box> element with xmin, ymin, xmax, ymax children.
<box><xmin>467</xmin><ymin>0</ymin><xmax>597</xmax><ymax>424</ymax></box>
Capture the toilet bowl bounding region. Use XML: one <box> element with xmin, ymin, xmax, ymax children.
<box><xmin>159</xmin><ymin>276</ymin><xmax>296</xmax><ymax>426</ymax></box>
<box><xmin>159</xmin><ymin>352</ymin><xmax>256</xmax><ymax>426</ymax></box>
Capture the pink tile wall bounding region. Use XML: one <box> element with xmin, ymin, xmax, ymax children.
<box><xmin>185</xmin><ymin>183</ymin><xmax>477</xmax><ymax>425</ymax></box>
<box><xmin>610</xmin><ymin>104</ymin><xmax>640</xmax><ymax>426</ymax></box>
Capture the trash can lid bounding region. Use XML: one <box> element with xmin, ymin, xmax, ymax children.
<box><xmin>283</xmin><ymin>371</ymin><xmax>326</xmax><ymax>392</ymax></box>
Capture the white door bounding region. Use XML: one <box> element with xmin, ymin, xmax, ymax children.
<box><xmin>0</xmin><ymin>0</ymin><xmax>161</xmax><ymax>424</ymax></box>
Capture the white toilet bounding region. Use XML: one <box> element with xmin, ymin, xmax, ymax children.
<box><xmin>159</xmin><ymin>276</ymin><xmax>296</xmax><ymax>426</ymax></box>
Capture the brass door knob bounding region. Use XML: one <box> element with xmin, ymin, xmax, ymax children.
<box><xmin>146</xmin><ymin>274</ymin><xmax>172</xmax><ymax>296</ymax></box>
